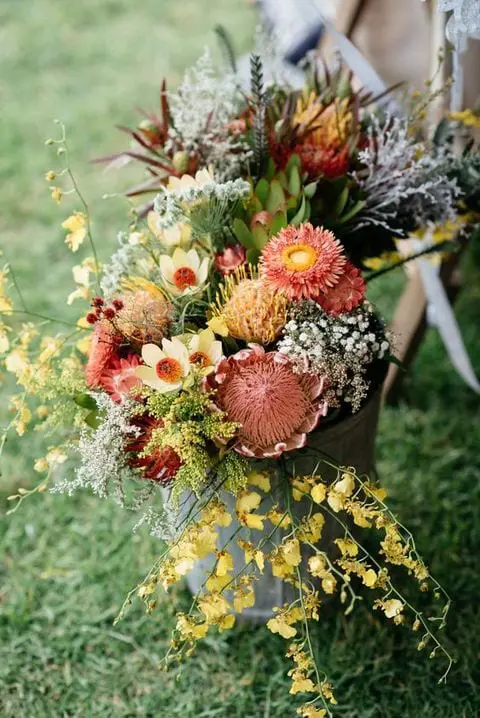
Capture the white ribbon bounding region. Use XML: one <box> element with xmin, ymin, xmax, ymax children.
<box><xmin>413</xmin><ymin>239</ymin><xmax>480</xmax><ymax>392</ymax></box>
<box><xmin>314</xmin><ymin>0</ymin><xmax>480</xmax><ymax>393</ymax></box>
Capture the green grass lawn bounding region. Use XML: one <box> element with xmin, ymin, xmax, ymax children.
<box><xmin>1</xmin><ymin>2</ymin><xmax>480</xmax><ymax>716</ymax></box>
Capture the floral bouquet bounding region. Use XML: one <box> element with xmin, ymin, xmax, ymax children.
<box><xmin>1</xmin><ymin>49</ymin><xmax>460</xmax><ymax>715</ymax></box>
<box><xmin>97</xmin><ymin>47</ymin><xmax>480</xmax><ymax>269</ymax></box>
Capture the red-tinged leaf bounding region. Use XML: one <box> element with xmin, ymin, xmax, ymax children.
<box><xmin>161</xmin><ymin>79</ymin><xmax>171</xmax><ymax>125</ymax></box>
<box><xmin>115</xmin><ymin>125</ymin><xmax>162</xmax><ymax>156</ymax></box>
<box><xmin>124</xmin><ymin>177</ymin><xmax>164</xmax><ymax>196</ymax></box>
<box><xmin>124</xmin><ymin>152</ymin><xmax>174</xmax><ymax>172</ymax></box>
<box><xmin>92</xmin><ymin>152</ymin><xmax>128</xmax><ymax>165</ymax></box>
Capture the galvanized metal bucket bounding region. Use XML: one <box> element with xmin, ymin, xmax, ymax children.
<box><xmin>182</xmin><ymin>385</ymin><xmax>383</xmax><ymax>620</ymax></box>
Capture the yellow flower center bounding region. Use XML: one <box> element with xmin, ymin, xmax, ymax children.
<box><xmin>281</xmin><ymin>244</ymin><xmax>318</xmax><ymax>272</ymax></box>
<box><xmin>155</xmin><ymin>357</ymin><xmax>183</xmax><ymax>383</ymax></box>
<box><xmin>173</xmin><ymin>266</ymin><xmax>197</xmax><ymax>290</ymax></box>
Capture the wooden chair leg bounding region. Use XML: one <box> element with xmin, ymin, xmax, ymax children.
<box><xmin>383</xmin><ymin>260</ymin><xmax>463</xmax><ymax>403</ymax></box>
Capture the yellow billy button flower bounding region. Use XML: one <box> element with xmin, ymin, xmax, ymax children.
<box><xmin>449</xmin><ymin>109</ymin><xmax>480</xmax><ymax>127</ymax></box>
<box><xmin>187</xmin><ymin>328</ymin><xmax>223</xmax><ymax>375</ymax></box>
<box><xmin>62</xmin><ymin>212</ymin><xmax>87</xmax><ymax>252</ymax></box>
<box><xmin>135</xmin><ymin>338</ymin><xmax>190</xmax><ymax>392</ymax></box>
<box><xmin>159</xmin><ymin>247</ymin><xmax>209</xmax><ymax>296</ymax></box>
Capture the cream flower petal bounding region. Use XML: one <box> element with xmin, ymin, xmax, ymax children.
<box><xmin>161</xmin><ymin>337</ymin><xmax>190</xmax><ymax>374</ymax></box>
<box><xmin>135</xmin><ymin>365</ymin><xmax>160</xmax><ymax>388</ymax></box>
<box><xmin>162</xmin><ymin>225</ymin><xmax>182</xmax><ymax>247</ymax></box>
<box><xmin>195</xmin><ymin>168</ymin><xmax>213</xmax><ymax>185</ymax></box>
<box><xmin>172</xmin><ymin>247</ymin><xmax>189</xmax><ymax>268</ymax></box>
<box><xmin>155</xmin><ymin>379</ymin><xmax>183</xmax><ymax>393</ymax></box>
<box><xmin>141</xmin><ymin>343</ymin><xmax>164</xmax><ymax>368</ymax></box>
<box><xmin>210</xmin><ymin>340</ymin><xmax>224</xmax><ymax>364</ymax></box>
<box><xmin>197</xmin><ymin>258</ymin><xmax>210</xmax><ymax>284</ymax></box>
<box><xmin>186</xmin><ymin>248</ymin><xmax>200</xmax><ymax>272</ymax></box>
<box><xmin>197</xmin><ymin>328</ymin><xmax>215</xmax><ymax>353</ymax></box>
<box><xmin>159</xmin><ymin>254</ymin><xmax>174</xmax><ymax>283</ymax></box>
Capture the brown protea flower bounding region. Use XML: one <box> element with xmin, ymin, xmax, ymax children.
<box><xmin>114</xmin><ymin>279</ymin><xmax>172</xmax><ymax>347</ymax></box>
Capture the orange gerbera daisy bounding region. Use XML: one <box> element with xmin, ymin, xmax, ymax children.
<box><xmin>260</xmin><ymin>223</ymin><xmax>346</xmax><ymax>301</ymax></box>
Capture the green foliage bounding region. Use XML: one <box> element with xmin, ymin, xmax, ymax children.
<box><xmin>250</xmin><ymin>53</ymin><xmax>267</xmax><ymax>176</ymax></box>
<box><xmin>232</xmin><ymin>158</ymin><xmax>312</xmax><ymax>255</ymax></box>
<box><xmin>216</xmin><ymin>450</ymin><xmax>250</xmax><ymax>493</ymax></box>
<box><xmin>145</xmin><ymin>387</ymin><xmax>239</xmax><ymax>500</ymax></box>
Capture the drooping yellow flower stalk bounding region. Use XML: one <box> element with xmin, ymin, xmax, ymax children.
<box><xmin>62</xmin><ymin>212</ymin><xmax>87</xmax><ymax>251</ymax></box>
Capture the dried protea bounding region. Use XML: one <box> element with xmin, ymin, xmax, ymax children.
<box><xmin>114</xmin><ymin>280</ymin><xmax>172</xmax><ymax>347</ymax></box>
<box><xmin>207</xmin><ymin>344</ymin><xmax>327</xmax><ymax>458</ymax></box>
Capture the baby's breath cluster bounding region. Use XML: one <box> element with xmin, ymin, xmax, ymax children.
<box><xmin>278</xmin><ymin>300</ymin><xmax>390</xmax><ymax>410</ymax></box>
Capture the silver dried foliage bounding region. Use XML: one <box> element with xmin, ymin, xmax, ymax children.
<box><xmin>167</xmin><ymin>49</ymin><xmax>251</xmax><ymax>180</ymax></box>
<box><xmin>52</xmin><ymin>394</ymin><xmax>139</xmax><ymax>500</ymax></box>
<box><xmin>353</xmin><ymin>116</ymin><xmax>461</xmax><ymax>233</ymax></box>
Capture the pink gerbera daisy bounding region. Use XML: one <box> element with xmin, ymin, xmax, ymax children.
<box><xmin>260</xmin><ymin>223</ymin><xmax>346</xmax><ymax>301</ymax></box>
<box><xmin>316</xmin><ymin>262</ymin><xmax>366</xmax><ymax>315</ymax></box>
<box><xmin>208</xmin><ymin>344</ymin><xmax>327</xmax><ymax>458</ymax></box>
<box><xmin>100</xmin><ymin>354</ymin><xmax>142</xmax><ymax>402</ymax></box>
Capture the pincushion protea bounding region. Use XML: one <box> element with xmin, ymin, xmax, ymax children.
<box><xmin>260</xmin><ymin>223</ymin><xmax>346</xmax><ymax>301</ymax></box>
<box><xmin>207</xmin><ymin>344</ymin><xmax>327</xmax><ymax>458</ymax></box>
<box><xmin>212</xmin><ymin>277</ymin><xmax>288</xmax><ymax>346</ymax></box>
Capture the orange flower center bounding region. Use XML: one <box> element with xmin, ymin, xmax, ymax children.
<box><xmin>173</xmin><ymin>266</ymin><xmax>197</xmax><ymax>290</ymax></box>
<box><xmin>155</xmin><ymin>357</ymin><xmax>183</xmax><ymax>383</ymax></box>
<box><xmin>189</xmin><ymin>351</ymin><xmax>210</xmax><ymax>368</ymax></box>
<box><xmin>281</xmin><ymin>244</ymin><xmax>318</xmax><ymax>272</ymax></box>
